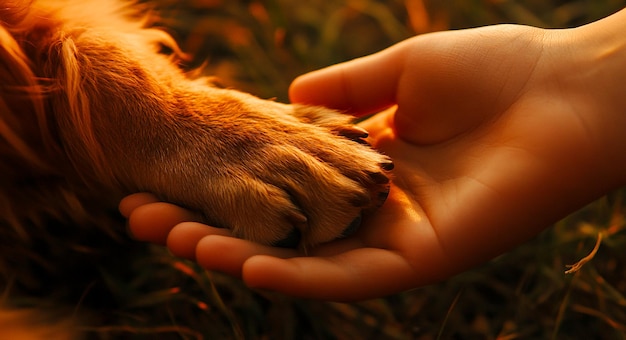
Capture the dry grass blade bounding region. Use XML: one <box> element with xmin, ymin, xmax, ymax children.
<box><xmin>565</xmin><ymin>232</ymin><xmax>603</xmax><ymax>274</ymax></box>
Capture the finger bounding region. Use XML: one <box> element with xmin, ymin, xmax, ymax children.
<box><xmin>166</xmin><ymin>222</ymin><xmax>231</xmax><ymax>260</ymax></box>
<box><xmin>242</xmin><ymin>248</ymin><xmax>421</xmax><ymax>301</ymax></box>
<box><xmin>127</xmin><ymin>202</ymin><xmax>199</xmax><ymax>245</ymax></box>
<box><xmin>195</xmin><ymin>235</ymin><xmax>296</xmax><ymax>278</ymax></box>
<box><xmin>240</xmin><ymin>185</ymin><xmax>458</xmax><ymax>301</ymax></box>
<box><xmin>289</xmin><ymin>40</ymin><xmax>410</xmax><ymax>116</ymax></box>
<box><xmin>118</xmin><ymin>193</ymin><xmax>159</xmax><ymax>217</ymax></box>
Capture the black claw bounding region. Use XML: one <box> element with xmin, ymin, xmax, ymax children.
<box><xmin>380</xmin><ymin>160</ymin><xmax>394</xmax><ymax>171</ymax></box>
<box><xmin>340</xmin><ymin>215</ymin><xmax>362</xmax><ymax>238</ymax></box>
<box><xmin>376</xmin><ymin>185</ymin><xmax>391</xmax><ymax>207</ymax></box>
<box><xmin>273</xmin><ymin>228</ymin><xmax>302</xmax><ymax>248</ymax></box>
<box><xmin>368</xmin><ymin>171</ymin><xmax>390</xmax><ymax>184</ymax></box>
<box><xmin>341</xmin><ymin>126</ymin><xmax>369</xmax><ymax>140</ymax></box>
<box><xmin>354</xmin><ymin>138</ymin><xmax>371</xmax><ymax>146</ymax></box>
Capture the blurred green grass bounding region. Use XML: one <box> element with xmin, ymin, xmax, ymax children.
<box><xmin>85</xmin><ymin>0</ymin><xmax>626</xmax><ymax>339</ymax></box>
<box><xmin>150</xmin><ymin>0</ymin><xmax>626</xmax><ymax>101</ymax></box>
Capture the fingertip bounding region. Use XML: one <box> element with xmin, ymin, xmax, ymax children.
<box><xmin>288</xmin><ymin>68</ymin><xmax>345</xmax><ymax>109</ymax></box>
<box><xmin>195</xmin><ymin>237</ymin><xmax>297</xmax><ymax>279</ymax></box>
<box><xmin>166</xmin><ymin>222</ymin><xmax>229</xmax><ymax>260</ymax></box>
<box><xmin>195</xmin><ymin>235</ymin><xmax>248</xmax><ymax>278</ymax></box>
<box><xmin>287</xmin><ymin>74</ymin><xmax>309</xmax><ymax>104</ymax></box>
<box><xmin>242</xmin><ymin>255</ymin><xmax>297</xmax><ymax>290</ymax></box>
<box><xmin>127</xmin><ymin>202</ymin><xmax>197</xmax><ymax>245</ymax></box>
<box><xmin>118</xmin><ymin>192</ymin><xmax>159</xmax><ymax>217</ymax></box>
<box><xmin>127</xmin><ymin>204</ymin><xmax>167</xmax><ymax>245</ymax></box>
<box><xmin>242</xmin><ymin>256</ymin><xmax>356</xmax><ymax>301</ymax></box>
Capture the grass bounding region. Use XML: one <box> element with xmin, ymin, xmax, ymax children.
<box><xmin>13</xmin><ymin>0</ymin><xmax>626</xmax><ymax>339</ymax></box>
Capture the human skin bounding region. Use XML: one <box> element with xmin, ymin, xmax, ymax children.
<box><xmin>120</xmin><ymin>8</ymin><xmax>626</xmax><ymax>301</ymax></box>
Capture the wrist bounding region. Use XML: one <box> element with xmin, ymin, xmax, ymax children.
<box><xmin>556</xmin><ymin>9</ymin><xmax>626</xmax><ymax>187</ymax></box>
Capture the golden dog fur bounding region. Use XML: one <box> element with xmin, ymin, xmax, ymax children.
<box><xmin>0</xmin><ymin>0</ymin><xmax>391</xmax><ymax>335</ymax></box>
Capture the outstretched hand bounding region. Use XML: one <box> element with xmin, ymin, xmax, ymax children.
<box><xmin>120</xmin><ymin>17</ymin><xmax>626</xmax><ymax>301</ymax></box>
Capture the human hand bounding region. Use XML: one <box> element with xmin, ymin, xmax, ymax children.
<box><xmin>121</xmin><ymin>15</ymin><xmax>626</xmax><ymax>301</ymax></box>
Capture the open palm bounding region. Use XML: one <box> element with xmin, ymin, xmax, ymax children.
<box><xmin>121</xmin><ymin>20</ymin><xmax>626</xmax><ymax>301</ymax></box>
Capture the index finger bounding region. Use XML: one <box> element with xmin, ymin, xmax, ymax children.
<box><xmin>241</xmin><ymin>249</ymin><xmax>422</xmax><ymax>301</ymax></box>
<box><xmin>288</xmin><ymin>39</ymin><xmax>410</xmax><ymax>116</ymax></box>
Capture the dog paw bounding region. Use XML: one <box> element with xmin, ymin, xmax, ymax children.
<box><xmin>124</xmin><ymin>91</ymin><xmax>393</xmax><ymax>249</ymax></box>
<box><xmin>194</xmin><ymin>101</ymin><xmax>393</xmax><ymax>248</ymax></box>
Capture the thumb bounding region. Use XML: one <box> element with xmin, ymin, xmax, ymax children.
<box><xmin>288</xmin><ymin>41</ymin><xmax>407</xmax><ymax>116</ymax></box>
